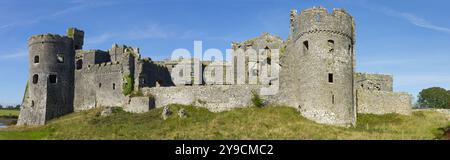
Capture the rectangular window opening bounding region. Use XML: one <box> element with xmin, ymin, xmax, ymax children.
<box><xmin>49</xmin><ymin>75</ymin><xmax>57</xmax><ymax>84</ymax></box>
<box><xmin>328</xmin><ymin>73</ymin><xmax>333</xmax><ymax>83</ymax></box>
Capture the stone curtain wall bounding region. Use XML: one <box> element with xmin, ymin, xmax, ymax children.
<box><xmin>142</xmin><ymin>85</ymin><xmax>265</xmax><ymax>112</ymax></box>
<box><xmin>74</xmin><ymin>62</ymin><xmax>127</xmax><ymax>111</ymax></box>
<box><xmin>356</xmin><ymin>89</ymin><xmax>412</xmax><ymax>115</ymax></box>
<box><xmin>124</xmin><ymin>97</ymin><xmax>155</xmax><ymax>113</ymax></box>
<box><xmin>355</xmin><ymin>73</ymin><xmax>393</xmax><ymax>92</ymax></box>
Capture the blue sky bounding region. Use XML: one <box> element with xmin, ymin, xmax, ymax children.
<box><xmin>0</xmin><ymin>0</ymin><xmax>449</xmax><ymax>105</ymax></box>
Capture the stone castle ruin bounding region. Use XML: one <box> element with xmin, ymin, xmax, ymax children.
<box><xmin>18</xmin><ymin>7</ymin><xmax>412</xmax><ymax>127</ymax></box>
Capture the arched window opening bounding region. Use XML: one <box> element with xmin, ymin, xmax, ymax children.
<box><xmin>303</xmin><ymin>41</ymin><xmax>309</xmax><ymax>52</ymax></box>
<box><xmin>76</xmin><ymin>60</ymin><xmax>83</xmax><ymax>70</ymax></box>
<box><xmin>32</xmin><ymin>74</ymin><xmax>38</xmax><ymax>84</ymax></box>
<box><xmin>34</xmin><ymin>56</ymin><xmax>39</xmax><ymax>63</ymax></box>
<box><xmin>328</xmin><ymin>40</ymin><xmax>335</xmax><ymax>53</ymax></box>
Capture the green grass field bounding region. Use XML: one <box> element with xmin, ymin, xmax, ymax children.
<box><xmin>0</xmin><ymin>109</ymin><xmax>19</xmax><ymax>118</ymax></box>
<box><xmin>0</xmin><ymin>105</ymin><xmax>449</xmax><ymax>140</ymax></box>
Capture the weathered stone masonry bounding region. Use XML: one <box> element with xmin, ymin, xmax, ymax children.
<box><xmin>18</xmin><ymin>6</ymin><xmax>413</xmax><ymax>126</ymax></box>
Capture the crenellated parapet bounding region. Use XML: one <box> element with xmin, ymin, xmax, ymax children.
<box><xmin>355</xmin><ymin>72</ymin><xmax>394</xmax><ymax>92</ymax></box>
<box><xmin>28</xmin><ymin>34</ymin><xmax>72</xmax><ymax>47</ymax></box>
<box><xmin>290</xmin><ymin>6</ymin><xmax>355</xmax><ymax>44</ymax></box>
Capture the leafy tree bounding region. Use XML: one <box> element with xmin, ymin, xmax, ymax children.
<box><xmin>417</xmin><ymin>87</ymin><xmax>450</xmax><ymax>109</ymax></box>
<box><xmin>0</xmin><ymin>104</ymin><xmax>3</xmax><ymax>109</ymax></box>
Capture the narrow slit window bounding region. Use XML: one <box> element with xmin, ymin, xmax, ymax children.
<box><xmin>113</xmin><ymin>83</ymin><xmax>116</xmax><ymax>90</ymax></box>
<box><xmin>348</xmin><ymin>45</ymin><xmax>352</xmax><ymax>55</ymax></box>
<box><xmin>332</xmin><ymin>95</ymin><xmax>335</xmax><ymax>104</ymax></box>
<box><xmin>49</xmin><ymin>75</ymin><xmax>57</xmax><ymax>84</ymax></box>
<box><xmin>99</xmin><ymin>83</ymin><xmax>102</xmax><ymax>88</ymax></box>
<box><xmin>328</xmin><ymin>73</ymin><xmax>333</xmax><ymax>83</ymax></box>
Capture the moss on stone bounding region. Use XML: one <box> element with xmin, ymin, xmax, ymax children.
<box><xmin>122</xmin><ymin>74</ymin><xmax>134</xmax><ymax>96</ymax></box>
<box><xmin>22</xmin><ymin>82</ymin><xmax>29</xmax><ymax>104</ymax></box>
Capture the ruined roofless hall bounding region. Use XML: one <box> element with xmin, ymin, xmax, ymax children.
<box><xmin>17</xmin><ymin>6</ymin><xmax>413</xmax><ymax>127</ymax></box>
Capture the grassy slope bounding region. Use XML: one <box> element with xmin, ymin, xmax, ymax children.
<box><xmin>0</xmin><ymin>105</ymin><xmax>449</xmax><ymax>140</ymax></box>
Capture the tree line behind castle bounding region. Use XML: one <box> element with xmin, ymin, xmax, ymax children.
<box><xmin>17</xmin><ymin>6</ymin><xmax>444</xmax><ymax>127</ymax></box>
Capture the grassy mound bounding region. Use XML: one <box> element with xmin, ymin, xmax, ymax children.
<box><xmin>0</xmin><ymin>105</ymin><xmax>449</xmax><ymax>140</ymax></box>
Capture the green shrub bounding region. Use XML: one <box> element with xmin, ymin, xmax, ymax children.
<box><xmin>122</xmin><ymin>74</ymin><xmax>134</xmax><ymax>96</ymax></box>
<box><xmin>251</xmin><ymin>91</ymin><xmax>264</xmax><ymax>108</ymax></box>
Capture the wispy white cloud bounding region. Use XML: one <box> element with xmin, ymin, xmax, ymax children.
<box><xmin>85</xmin><ymin>23</ymin><xmax>235</xmax><ymax>46</ymax></box>
<box><xmin>86</xmin><ymin>33</ymin><xmax>117</xmax><ymax>45</ymax></box>
<box><xmin>348</xmin><ymin>0</ymin><xmax>450</xmax><ymax>34</ymax></box>
<box><xmin>0</xmin><ymin>0</ymin><xmax>120</xmax><ymax>31</ymax></box>
<box><xmin>378</xmin><ymin>7</ymin><xmax>450</xmax><ymax>34</ymax></box>
<box><xmin>0</xmin><ymin>50</ymin><xmax>27</xmax><ymax>60</ymax></box>
<box><xmin>125</xmin><ymin>25</ymin><xmax>175</xmax><ymax>40</ymax></box>
<box><xmin>85</xmin><ymin>24</ymin><xmax>177</xmax><ymax>45</ymax></box>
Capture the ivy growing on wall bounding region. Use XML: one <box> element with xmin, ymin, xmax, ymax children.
<box><xmin>122</xmin><ymin>74</ymin><xmax>134</xmax><ymax>96</ymax></box>
<box><xmin>22</xmin><ymin>82</ymin><xmax>29</xmax><ymax>104</ymax></box>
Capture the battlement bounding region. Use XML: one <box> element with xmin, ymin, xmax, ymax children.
<box><xmin>76</xmin><ymin>49</ymin><xmax>106</xmax><ymax>54</ymax></box>
<box><xmin>355</xmin><ymin>72</ymin><xmax>393</xmax><ymax>80</ymax></box>
<box><xmin>290</xmin><ymin>6</ymin><xmax>355</xmax><ymax>43</ymax></box>
<box><xmin>96</xmin><ymin>61</ymin><xmax>121</xmax><ymax>67</ymax></box>
<box><xmin>77</xmin><ymin>61</ymin><xmax>122</xmax><ymax>73</ymax></box>
<box><xmin>28</xmin><ymin>34</ymin><xmax>72</xmax><ymax>46</ymax></box>
<box><xmin>355</xmin><ymin>72</ymin><xmax>394</xmax><ymax>92</ymax></box>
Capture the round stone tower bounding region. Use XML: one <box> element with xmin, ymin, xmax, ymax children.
<box><xmin>279</xmin><ymin>7</ymin><xmax>356</xmax><ymax>126</ymax></box>
<box><xmin>18</xmin><ymin>32</ymin><xmax>77</xmax><ymax>125</ymax></box>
